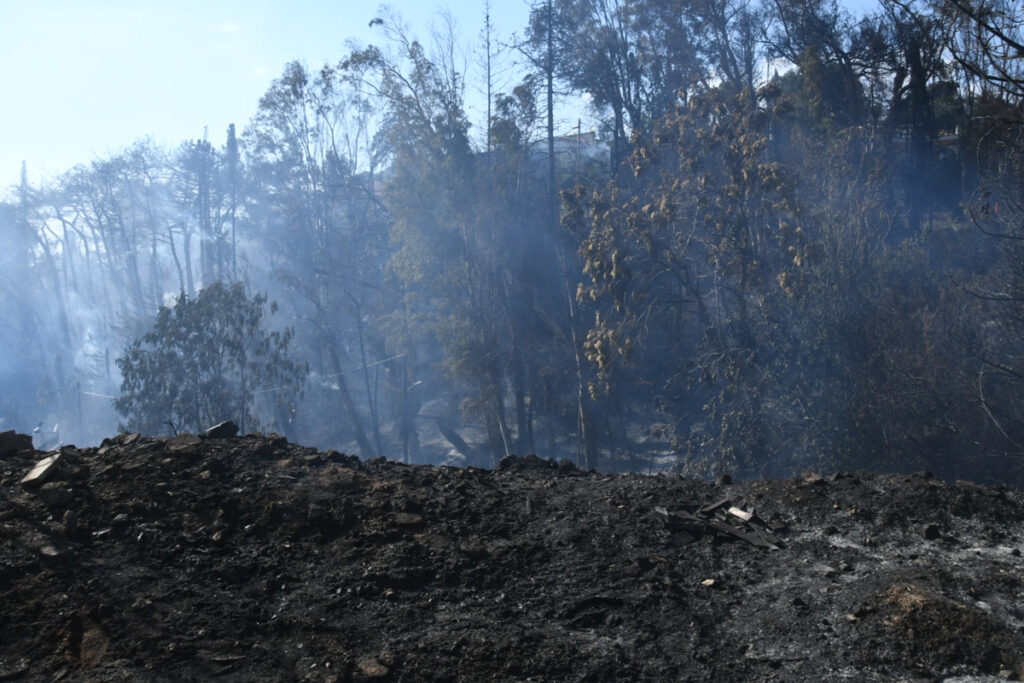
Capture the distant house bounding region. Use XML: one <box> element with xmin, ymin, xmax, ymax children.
<box><xmin>529</xmin><ymin>130</ymin><xmax>610</xmax><ymax>176</ymax></box>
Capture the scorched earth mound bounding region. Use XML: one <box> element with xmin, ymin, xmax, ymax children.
<box><xmin>1</xmin><ymin>428</ymin><xmax>1023</xmax><ymax>681</ymax></box>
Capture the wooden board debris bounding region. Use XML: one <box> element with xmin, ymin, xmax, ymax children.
<box><xmin>21</xmin><ymin>454</ymin><xmax>61</xmax><ymax>487</ymax></box>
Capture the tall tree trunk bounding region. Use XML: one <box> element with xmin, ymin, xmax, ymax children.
<box><xmin>326</xmin><ymin>332</ymin><xmax>376</xmax><ymax>459</ymax></box>
<box><xmin>511</xmin><ymin>340</ymin><xmax>531</xmax><ymax>454</ymax></box>
<box><xmin>34</xmin><ymin>232</ymin><xmax>73</xmax><ymax>348</ymax></box>
<box><xmin>183</xmin><ymin>229</ymin><xmax>195</xmax><ymax>297</ymax></box>
<box><xmin>546</xmin><ymin>0</ymin><xmax>556</xmax><ymax>212</ymax></box>
<box><xmin>167</xmin><ymin>224</ymin><xmax>187</xmax><ymax>295</ymax></box>
<box><xmin>485</xmin><ymin>2</ymin><xmax>494</xmax><ymax>155</ymax></box>
<box><xmin>543</xmin><ymin>0</ymin><xmax>594</xmax><ymax>467</ymax></box>
<box><xmin>226</xmin><ymin>123</ymin><xmax>240</xmax><ymax>282</ymax></box>
<box><xmin>354</xmin><ymin>305</ymin><xmax>384</xmax><ymax>461</ymax></box>
<box><xmin>481</xmin><ymin>377</ymin><xmax>510</xmax><ymax>467</ymax></box>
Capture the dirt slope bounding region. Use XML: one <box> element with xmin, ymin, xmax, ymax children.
<box><xmin>1</xmin><ymin>429</ymin><xmax>1023</xmax><ymax>681</ymax></box>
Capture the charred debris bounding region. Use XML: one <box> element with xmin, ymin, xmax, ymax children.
<box><xmin>2</xmin><ymin>427</ymin><xmax>1024</xmax><ymax>680</ymax></box>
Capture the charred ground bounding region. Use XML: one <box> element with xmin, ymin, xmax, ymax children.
<box><xmin>1</xmin><ymin>429</ymin><xmax>1023</xmax><ymax>681</ymax></box>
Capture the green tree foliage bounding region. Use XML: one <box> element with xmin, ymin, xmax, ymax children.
<box><xmin>10</xmin><ymin>0</ymin><xmax>1024</xmax><ymax>483</ymax></box>
<box><xmin>348</xmin><ymin>30</ymin><xmax>519</xmax><ymax>465</ymax></box>
<box><xmin>246</xmin><ymin>58</ymin><xmax>393</xmax><ymax>459</ymax></box>
<box><xmin>569</xmin><ymin>88</ymin><xmax>810</xmax><ymax>475</ymax></box>
<box><xmin>529</xmin><ymin>0</ymin><xmax>706</xmax><ymax>164</ymax></box>
<box><xmin>114</xmin><ymin>282</ymin><xmax>306</xmax><ymax>436</ymax></box>
<box><xmin>568</xmin><ymin>47</ymin><xmax>998</xmax><ymax>477</ymax></box>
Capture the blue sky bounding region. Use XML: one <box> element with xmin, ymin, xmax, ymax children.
<box><xmin>1</xmin><ymin>0</ymin><xmax>532</xmax><ymax>187</ymax></box>
<box><xmin>1</xmin><ymin>0</ymin><xmax>874</xmax><ymax>189</ymax></box>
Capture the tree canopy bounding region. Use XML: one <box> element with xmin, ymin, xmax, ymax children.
<box><xmin>4</xmin><ymin>0</ymin><xmax>1024</xmax><ymax>483</ymax></box>
<box><xmin>114</xmin><ymin>283</ymin><xmax>306</xmax><ymax>436</ymax></box>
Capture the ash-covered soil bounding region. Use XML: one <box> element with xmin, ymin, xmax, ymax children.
<box><xmin>1</xmin><ymin>429</ymin><xmax>1023</xmax><ymax>682</ymax></box>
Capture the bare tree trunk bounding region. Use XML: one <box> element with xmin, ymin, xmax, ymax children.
<box><xmin>183</xmin><ymin>228</ymin><xmax>195</xmax><ymax>297</ymax></box>
<box><xmin>546</xmin><ymin>0</ymin><xmax>556</xmax><ymax>211</ymax></box>
<box><xmin>34</xmin><ymin>231</ymin><xmax>73</xmax><ymax>347</ymax></box>
<box><xmin>493</xmin><ymin>376</ymin><xmax>512</xmax><ymax>457</ymax></box>
<box><xmin>326</xmin><ymin>333</ymin><xmax>376</xmax><ymax>459</ymax></box>
<box><xmin>226</xmin><ymin>124</ymin><xmax>240</xmax><ymax>282</ymax></box>
<box><xmin>166</xmin><ymin>224</ymin><xmax>187</xmax><ymax>295</ymax></box>
<box><xmin>354</xmin><ymin>304</ymin><xmax>384</xmax><ymax>461</ymax></box>
<box><xmin>484</xmin><ymin>2</ymin><xmax>494</xmax><ymax>154</ymax></box>
<box><xmin>475</xmin><ymin>373</ymin><xmax>511</xmax><ymax>467</ymax></box>
<box><xmin>511</xmin><ymin>342</ymin><xmax>530</xmax><ymax>454</ymax></box>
